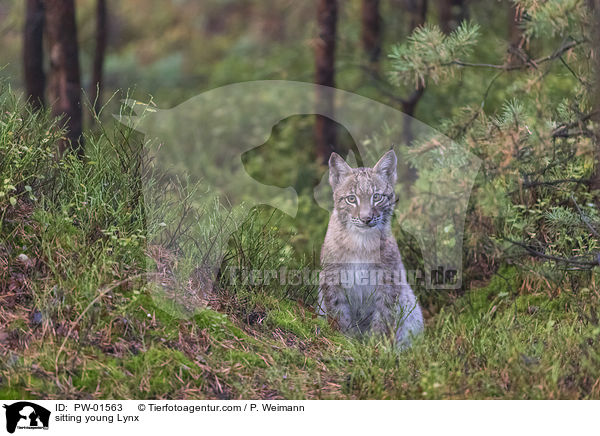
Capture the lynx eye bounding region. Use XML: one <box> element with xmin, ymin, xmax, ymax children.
<box><xmin>373</xmin><ymin>193</ymin><xmax>383</xmax><ymax>203</ymax></box>
<box><xmin>345</xmin><ymin>195</ymin><xmax>357</xmax><ymax>205</ymax></box>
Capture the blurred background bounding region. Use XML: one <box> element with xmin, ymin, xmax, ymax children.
<box><xmin>0</xmin><ymin>0</ymin><xmax>528</xmax><ymax>126</ymax></box>
<box><xmin>0</xmin><ymin>0</ymin><xmax>594</xmax><ymax>301</ymax></box>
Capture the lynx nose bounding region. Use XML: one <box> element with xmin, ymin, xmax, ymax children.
<box><xmin>359</xmin><ymin>215</ymin><xmax>373</xmax><ymax>225</ymax></box>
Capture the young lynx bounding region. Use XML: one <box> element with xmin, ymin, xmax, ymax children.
<box><xmin>318</xmin><ymin>150</ymin><xmax>424</xmax><ymax>347</ymax></box>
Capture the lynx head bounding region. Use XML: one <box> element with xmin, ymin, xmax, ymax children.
<box><xmin>328</xmin><ymin>150</ymin><xmax>397</xmax><ymax>231</ymax></box>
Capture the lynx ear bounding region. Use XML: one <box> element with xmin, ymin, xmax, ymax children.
<box><xmin>373</xmin><ymin>150</ymin><xmax>397</xmax><ymax>185</ymax></box>
<box><xmin>328</xmin><ymin>152</ymin><xmax>352</xmax><ymax>190</ymax></box>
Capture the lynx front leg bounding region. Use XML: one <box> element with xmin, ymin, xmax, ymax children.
<box><xmin>369</xmin><ymin>310</ymin><xmax>389</xmax><ymax>335</ymax></box>
<box><xmin>319</xmin><ymin>286</ymin><xmax>353</xmax><ymax>332</ymax></box>
<box><xmin>328</xmin><ymin>295</ymin><xmax>353</xmax><ymax>331</ymax></box>
<box><xmin>394</xmin><ymin>296</ymin><xmax>424</xmax><ymax>348</ymax></box>
<box><xmin>369</xmin><ymin>292</ymin><xmax>393</xmax><ymax>336</ymax></box>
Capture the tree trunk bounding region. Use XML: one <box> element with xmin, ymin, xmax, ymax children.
<box><xmin>404</xmin><ymin>0</ymin><xmax>428</xmax><ymax>31</ymax></box>
<box><xmin>361</xmin><ymin>0</ymin><xmax>382</xmax><ymax>66</ymax></box>
<box><xmin>44</xmin><ymin>0</ymin><xmax>83</xmax><ymax>156</ymax></box>
<box><xmin>507</xmin><ymin>1</ymin><xmax>525</xmax><ymax>66</ymax></box>
<box><xmin>90</xmin><ymin>0</ymin><xmax>107</xmax><ymax>117</ymax></box>
<box><xmin>314</xmin><ymin>0</ymin><xmax>338</xmax><ymax>164</ymax></box>
<box><xmin>588</xmin><ymin>0</ymin><xmax>600</xmax><ymax>195</ymax></box>
<box><xmin>400</xmin><ymin>0</ymin><xmax>428</xmax><ymax>146</ymax></box>
<box><xmin>437</xmin><ymin>0</ymin><xmax>466</xmax><ymax>34</ymax></box>
<box><xmin>24</xmin><ymin>0</ymin><xmax>45</xmax><ymax>110</ymax></box>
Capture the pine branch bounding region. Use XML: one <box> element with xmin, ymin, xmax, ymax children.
<box><xmin>570</xmin><ymin>195</ymin><xmax>600</xmax><ymax>239</ymax></box>
<box><xmin>446</xmin><ymin>39</ymin><xmax>581</xmax><ymax>71</ymax></box>
<box><xmin>551</xmin><ymin>110</ymin><xmax>599</xmax><ymax>138</ymax></box>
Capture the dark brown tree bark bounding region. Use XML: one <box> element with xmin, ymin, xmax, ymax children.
<box><xmin>438</xmin><ymin>0</ymin><xmax>452</xmax><ymax>33</ymax></box>
<box><xmin>507</xmin><ymin>1</ymin><xmax>525</xmax><ymax>66</ymax></box>
<box><xmin>437</xmin><ymin>0</ymin><xmax>467</xmax><ymax>34</ymax></box>
<box><xmin>400</xmin><ymin>0</ymin><xmax>428</xmax><ymax>147</ymax></box>
<box><xmin>90</xmin><ymin>0</ymin><xmax>107</xmax><ymax>117</ymax></box>
<box><xmin>361</xmin><ymin>0</ymin><xmax>382</xmax><ymax>65</ymax></box>
<box><xmin>44</xmin><ymin>0</ymin><xmax>83</xmax><ymax>156</ymax></box>
<box><xmin>24</xmin><ymin>0</ymin><xmax>45</xmax><ymax>110</ymax></box>
<box><xmin>400</xmin><ymin>0</ymin><xmax>428</xmax><ymax>117</ymax></box>
<box><xmin>314</xmin><ymin>0</ymin><xmax>338</xmax><ymax>164</ymax></box>
<box><xmin>404</xmin><ymin>0</ymin><xmax>428</xmax><ymax>32</ymax></box>
<box><xmin>588</xmin><ymin>0</ymin><xmax>600</xmax><ymax>195</ymax></box>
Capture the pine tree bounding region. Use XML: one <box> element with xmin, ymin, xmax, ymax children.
<box><xmin>314</xmin><ymin>0</ymin><xmax>338</xmax><ymax>164</ymax></box>
<box><xmin>387</xmin><ymin>0</ymin><xmax>600</xmax><ymax>285</ymax></box>
<box><xmin>45</xmin><ymin>0</ymin><xmax>83</xmax><ymax>156</ymax></box>
<box><xmin>361</xmin><ymin>0</ymin><xmax>382</xmax><ymax>66</ymax></box>
<box><xmin>90</xmin><ymin>0</ymin><xmax>107</xmax><ymax>118</ymax></box>
<box><xmin>24</xmin><ymin>0</ymin><xmax>45</xmax><ymax>110</ymax></box>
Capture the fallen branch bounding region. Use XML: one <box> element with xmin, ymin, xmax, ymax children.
<box><xmin>504</xmin><ymin>238</ymin><xmax>599</xmax><ymax>268</ymax></box>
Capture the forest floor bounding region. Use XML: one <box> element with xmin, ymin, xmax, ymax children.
<box><xmin>2</xmin><ymin>229</ymin><xmax>600</xmax><ymax>400</ymax></box>
<box><xmin>2</xmin><ymin>184</ymin><xmax>600</xmax><ymax>399</ymax></box>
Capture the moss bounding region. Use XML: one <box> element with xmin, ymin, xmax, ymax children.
<box><xmin>271</xmin><ymin>347</ymin><xmax>316</xmax><ymax>368</ymax></box>
<box><xmin>464</xmin><ymin>266</ymin><xmax>520</xmax><ymax>313</ymax></box>
<box><xmin>0</xmin><ymin>385</ymin><xmax>36</xmax><ymax>400</ymax></box>
<box><xmin>9</xmin><ymin>319</ymin><xmax>29</xmax><ymax>333</ymax></box>
<box><xmin>192</xmin><ymin>309</ymin><xmax>235</xmax><ymax>339</ymax></box>
<box><xmin>266</xmin><ymin>301</ymin><xmax>316</xmax><ymax>339</ymax></box>
<box><xmin>123</xmin><ymin>346</ymin><xmax>203</xmax><ymax>397</ymax></box>
<box><xmin>226</xmin><ymin>350</ymin><xmax>267</xmax><ymax>368</ymax></box>
<box><xmin>72</xmin><ymin>358</ymin><xmax>127</xmax><ymax>392</ymax></box>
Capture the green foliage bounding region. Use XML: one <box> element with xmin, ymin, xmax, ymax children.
<box><xmin>2</xmin><ymin>0</ymin><xmax>600</xmax><ymax>400</ymax></box>
<box><xmin>386</xmin><ymin>0</ymin><xmax>600</xmax><ymax>290</ymax></box>
<box><xmin>0</xmin><ymin>82</ymin><xmax>60</xmax><ymax>215</ymax></box>
<box><xmin>515</xmin><ymin>0</ymin><xmax>588</xmax><ymax>39</ymax></box>
<box><xmin>388</xmin><ymin>21</ymin><xmax>480</xmax><ymax>87</ymax></box>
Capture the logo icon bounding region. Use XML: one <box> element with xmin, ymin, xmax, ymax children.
<box><xmin>2</xmin><ymin>402</ymin><xmax>50</xmax><ymax>434</ymax></box>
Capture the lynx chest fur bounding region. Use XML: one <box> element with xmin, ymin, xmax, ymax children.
<box><xmin>318</xmin><ymin>150</ymin><xmax>424</xmax><ymax>347</ymax></box>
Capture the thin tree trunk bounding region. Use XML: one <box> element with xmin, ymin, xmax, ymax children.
<box><xmin>361</xmin><ymin>0</ymin><xmax>382</xmax><ymax>66</ymax></box>
<box><xmin>90</xmin><ymin>0</ymin><xmax>107</xmax><ymax>117</ymax></box>
<box><xmin>507</xmin><ymin>1</ymin><xmax>525</xmax><ymax>66</ymax></box>
<box><xmin>404</xmin><ymin>0</ymin><xmax>428</xmax><ymax>31</ymax></box>
<box><xmin>437</xmin><ymin>0</ymin><xmax>466</xmax><ymax>34</ymax></box>
<box><xmin>44</xmin><ymin>0</ymin><xmax>83</xmax><ymax>156</ymax></box>
<box><xmin>314</xmin><ymin>0</ymin><xmax>338</xmax><ymax>164</ymax></box>
<box><xmin>438</xmin><ymin>0</ymin><xmax>452</xmax><ymax>33</ymax></box>
<box><xmin>400</xmin><ymin>0</ymin><xmax>428</xmax><ymax>145</ymax></box>
<box><xmin>24</xmin><ymin>0</ymin><xmax>45</xmax><ymax>110</ymax></box>
<box><xmin>588</xmin><ymin>0</ymin><xmax>600</xmax><ymax>195</ymax></box>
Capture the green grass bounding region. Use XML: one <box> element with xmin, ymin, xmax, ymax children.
<box><xmin>1</xmin><ymin>82</ymin><xmax>599</xmax><ymax>400</ymax></box>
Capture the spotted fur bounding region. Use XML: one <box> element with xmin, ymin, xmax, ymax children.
<box><xmin>318</xmin><ymin>150</ymin><xmax>424</xmax><ymax>347</ymax></box>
